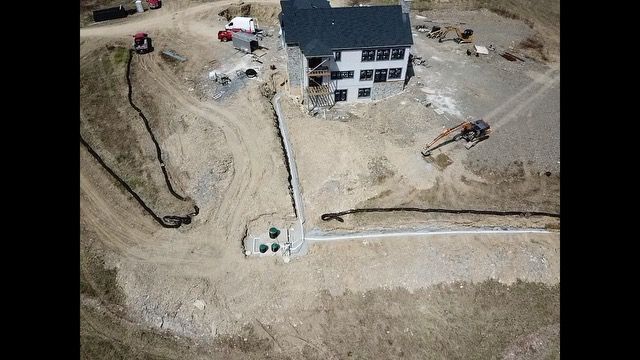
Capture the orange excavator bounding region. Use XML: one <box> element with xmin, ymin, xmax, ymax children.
<box><xmin>421</xmin><ymin>119</ymin><xmax>490</xmax><ymax>157</ymax></box>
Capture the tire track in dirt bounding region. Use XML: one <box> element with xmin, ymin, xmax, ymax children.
<box><xmin>484</xmin><ymin>65</ymin><xmax>559</xmax><ymax>130</ymax></box>
<box><xmin>81</xmin><ymin>1</ymin><xmax>286</xmax><ymax>268</ymax></box>
<box><xmin>81</xmin><ymin>145</ymin><xmax>229</xmax><ymax>267</ymax></box>
<box><xmin>134</xmin><ymin>53</ymin><xmax>275</xmax><ymax>239</ymax></box>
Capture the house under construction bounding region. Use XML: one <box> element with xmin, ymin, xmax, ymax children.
<box><xmin>279</xmin><ymin>0</ymin><xmax>413</xmax><ymax>111</ymax></box>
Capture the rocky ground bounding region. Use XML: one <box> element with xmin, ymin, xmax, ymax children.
<box><xmin>80</xmin><ymin>1</ymin><xmax>560</xmax><ymax>358</ymax></box>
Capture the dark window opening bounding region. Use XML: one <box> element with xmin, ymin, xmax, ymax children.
<box><xmin>334</xmin><ymin>89</ymin><xmax>347</xmax><ymax>102</ymax></box>
<box><xmin>360</xmin><ymin>69</ymin><xmax>373</xmax><ymax>81</ymax></box>
<box><xmin>388</xmin><ymin>68</ymin><xmax>402</xmax><ymax>79</ymax></box>
<box><xmin>374</xmin><ymin>69</ymin><xmax>388</xmax><ymax>83</ymax></box>
<box><xmin>358</xmin><ymin>88</ymin><xmax>371</xmax><ymax>98</ymax></box>
<box><xmin>308</xmin><ymin>57</ymin><xmax>323</xmax><ymax>68</ymax></box>
<box><xmin>331</xmin><ymin>71</ymin><xmax>354</xmax><ymax>79</ymax></box>
<box><xmin>391</xmin><ymin>48</ymin><xmax>405</xmax><ymax>60</ymax></box>
<box><xmin>361</xmin><ymin>50</ymin><xmax>375</xmax><ymax>61</ymax></box>
<box><xmin>376</xmin><ymin>49</ymin><xmax>390</xmax><ymax>61</ymax></box>
<box><xmin>334</xmin><ymin>51</ymin><xmax>341</xmax><ymax>61</ymax></box>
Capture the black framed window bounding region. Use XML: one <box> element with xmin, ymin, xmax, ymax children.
<box><xmin>360</xmin><ymin>69</ymin><xmax>373</xmax><ymax>81</ymax></box>
<box><xmin>334</xmin><ymin>89</ymin><xmax>347</xmax><ymax>102</ymax></box>
<box><xmin>388</xmin><ymin>68</ymin><xmax>402</xmax><ymax>79</ymax></box>
<box><xmin>391</xmin><ymin>48</ymin><xmax>405</xmax><ymax>60</ymax></box>
<box><xmin>331</xmin><ymin>71</ymin><xmax>354</xmax><ymax>79</ymax></box>
<box><xmin>334</xmin><ymin>51</ymin><xmax>341</xmax><ymax>61</ymax></box>
<box><xmin>374</xmin><ymin>69</ymin><xmax>388</xmax><ymax>82</ymax></box>
<box><xmin>376</xmin><ymin>49</ymin><xmax>390</xmax><ymax>61</ymax></box>
<box><xmin>361</xmin><ymin>50</ymin><xmax>375</xmax><ymax>61</ymax></box>
<box><xmin>341</xmin><ymin>71</ymin><xmax>353</xmax><ymax>79</ymax></box>
<box><xmin>358</xmin><ymin>88</ymin><xmax>371</xmax><ymax>98</ymax></box>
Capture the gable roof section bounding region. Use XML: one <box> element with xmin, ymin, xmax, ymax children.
<box><xmin>281</xmin><ymin>0</ymin><xmax>330</xmax><ymax>11</ymax></box>
<box><xmin>280</xmin><ymin>1</ymin><xmax>413</xmax><ymax>56</ymax></box>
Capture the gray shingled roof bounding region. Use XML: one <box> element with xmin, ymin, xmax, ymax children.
<box><xmin>280</xmin><ymin>1</ymin><xmax>413</xmax><ymax>56</ymax></box>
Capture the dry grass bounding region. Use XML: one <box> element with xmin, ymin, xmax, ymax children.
<box><xmin>519</xmin><ymin>35</ymin><xmax>549</xmax><ymax>62</ymax></box>
<box><xmin>362</xmin><ymin>0</ymin><xmax>558</xmax><ymax>31</ymax></box>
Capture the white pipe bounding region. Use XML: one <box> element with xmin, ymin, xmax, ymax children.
<box><xmin>306</xmin><ymin>229</ymin><xmax>554</xmax><ymax>242</ymax></box>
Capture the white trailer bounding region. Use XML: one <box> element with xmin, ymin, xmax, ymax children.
<box><xmin>225</xmin><ymin>17</ymin><xmax>259</xmax><ymax>34</ymax></box>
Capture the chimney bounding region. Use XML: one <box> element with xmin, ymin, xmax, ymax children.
<box><xmin>398</xmin><ymin>0</ymin><xmax>411</xmax><ymax>14</ymax></box>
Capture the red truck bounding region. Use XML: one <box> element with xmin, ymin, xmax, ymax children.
<box><xmin>217</xmin><ymin>29</ymin><xmax>236</xmax><ymax>42</ymax></box>
<box><xmin>147</xmin><ymin>0</ymin><xmax>161</xmax><ymax>9</ymax></box>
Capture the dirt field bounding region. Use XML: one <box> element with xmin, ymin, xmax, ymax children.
<box><xmin>284</xmin><ymin>7</ymin><xmax>559</xmax><ymax>231</ymax></box>
<box><xmin>80</xmin><ymin>1</ymin><xmax>560</xmax><ymax>358</ymax></box>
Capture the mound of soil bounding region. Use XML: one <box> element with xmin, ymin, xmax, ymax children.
<box><xmin>218</xmin><ymin>3</ymin><xmax>280</xmax><ymax>25</ymax></box>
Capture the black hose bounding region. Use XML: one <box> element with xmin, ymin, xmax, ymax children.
<box><xmin>79</xmin><ymin>49</ymin><xmax>198</xmax><ymax>228</ymax></box>
<box><xmin>321</xmin><ymin>207</ymin><xmax>560</xmax><ymax>222</ymax></box>
<box><xmin>80</xmin><ymin>135</ymin><xmax>198</xmax><ymax>228</ymax></box>
<box><xmin>126</xmin><ymin>49</ymin><xmax>187</xmax><ymax>201</ymax></box>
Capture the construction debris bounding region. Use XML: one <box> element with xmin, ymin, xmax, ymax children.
<box><xmin>161</xmin><ymin>49</ymin><xmax>187</xmax><ymax>62</ymax></box>
<box><xmin>412</xmin><ymin>55</ymin><xmax>427</xmax><ymax>66</ymax></box>
<box><xmin>427</xmin><ymin>26</ymin><xmax>474</xmax><ymax>44</ymax></box>
<box><xmin>504</xmin><ymin>51</ymin><xmax>525</xmax><ymax>62</ymax></box>
<box><xmin>474</xmin><ymin>45</ymin><xmax>489</xmax><ymax>55</ymax></box>
<box><xmin>500</xmin><ymin>52</ymin><xmax>517</xmax><ymax>61</ymax></box>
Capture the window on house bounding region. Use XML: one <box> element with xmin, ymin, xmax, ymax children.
<box><xmin>388</xmin><ymin>68</ymin><xmax>402</xmax><ymax>79</ymax></box>
<box><xmin>374</xmin><ymin>69</ymin><xmax>388</xmax><ymax>82</ymax></box>
<box><xmin>361</xmin><ymin>50</ymin><xmax>375</xmax><ymax>61</ymax></box>
<box><xmin>334</xmin><ymin>89</ymin><xmax>347</xmax><ymax>102</ymax></box>
<box><xmin>331</xmin><ymin>71</ymin><xmax>354</xmax><ymax>79</ymax></box>
<box><xmin>376</xmin><ymin>49</ymin><xmax>390</xmax><ymax>61</ymax></box>
<box><xmin>391</xmin><ymin>48</ymin><xmax>405</xmax><ymax>60</ymax></box>
<box><xmin>360</xmin><ymin>69</ymin><xmax>373</xmax><ymax>81</ymax></box>
<box><xmin>334</xmin><ymin>51</ymin><xmax>341</xmax><ymax>61</ymax></box>
<box><xmin>358</xmin><ymin>88</ymin><xmax>371</xmax><ymax>98</ymax></box>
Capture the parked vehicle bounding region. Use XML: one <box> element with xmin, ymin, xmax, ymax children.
<box><xmin>147</xmin><ymin>0</ymin><xmax>161</xmax><ymax>9</ymax></box>
<box><xmin>217</xmin><ymin>30</ymin><xmax>234</xmax><ymax>42</ymax></box>
<box><xmin>133</xmin><ymin>32</ymin><xmax>153</xmax><ymax>54</ymax></box>
<box><xmin>225</xmin><ymin>16</ymin><xmax>259</xmax><ymax>34</ymax></box>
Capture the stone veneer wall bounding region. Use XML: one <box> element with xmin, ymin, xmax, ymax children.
<box><xmin>371</xmin><ymin>81</ymin><xmax>404</xmax><ymax>100</ymax></box>
<box><xmin>286</xmin><ymin>45</ymin><xmax>303</xmax><ymax>97</ymax></box>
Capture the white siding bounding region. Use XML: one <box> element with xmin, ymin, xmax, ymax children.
<box><xmin>326</xmin><ymin>48</ymin><xmax>409</xmax><ymax>102</ymax></box>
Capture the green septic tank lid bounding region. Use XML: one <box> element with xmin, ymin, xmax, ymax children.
<box><xmin>271</xmin><ymin>243</ymin><xmax>280</xmax><ymax>252</ymax></box>
<box><xmin>259</xmin><ymin>244</ymin><xmax>269</xmax><ymax>253</ymax></box>
<box><xmin>269</xmin><ymin>227</ymin><xmax>280</xmax><ymax>239</ymax></box>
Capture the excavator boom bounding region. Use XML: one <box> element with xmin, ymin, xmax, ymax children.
<box><xmin>424</xmin><ymin>122</ymin><xmax>467</xmax><ymax>149</ymax></box>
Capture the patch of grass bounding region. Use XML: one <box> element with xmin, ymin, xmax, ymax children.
<box><xmin>80</xmin><ymin>246</ymin><xmax>125</xmax><ymax>306</ymax></box>
<box><xmin>126</xmin><ymin>176</ymin><xmax>145</xmax><ymax>190</ymax></box>
<box><xmin>112</xmin><ymin>46</ymin><xmax>130</xmax><ymax>65</ymax></box>
<box><xmin>544</xmin><ymin>222</ymin><xmax>560</xmax><ymax>230</ymax></box>
<box><xmin>314</xmin><ymin>279</ymin><xmax>560</xmax><ymax>359</ymax></box>
<box><xmin>116</xmin><ymin>153</ymin><xmax>130</xmax><ymax>163</ymax></box>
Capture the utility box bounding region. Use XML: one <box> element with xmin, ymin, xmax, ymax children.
<box><xmin>232</xmin><ymin>32</ymin><xmax>259</xmax><ymax>53</ymax></box>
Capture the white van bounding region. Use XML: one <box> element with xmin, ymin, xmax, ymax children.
<box><xmin>225</xmin><ymin>17</ymin><xmax>259</xmax><ymax>34</ymax></box>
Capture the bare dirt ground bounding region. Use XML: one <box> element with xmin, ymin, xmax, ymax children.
<box><xmin>284</xmin><ymin>7</ymin><xmax>559</xmax><ymax>232</ymax></box>
<box><xmin>80</xmin><ymin>1</ymin><xmax>560</xmax><ymax>358</ymax></box>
